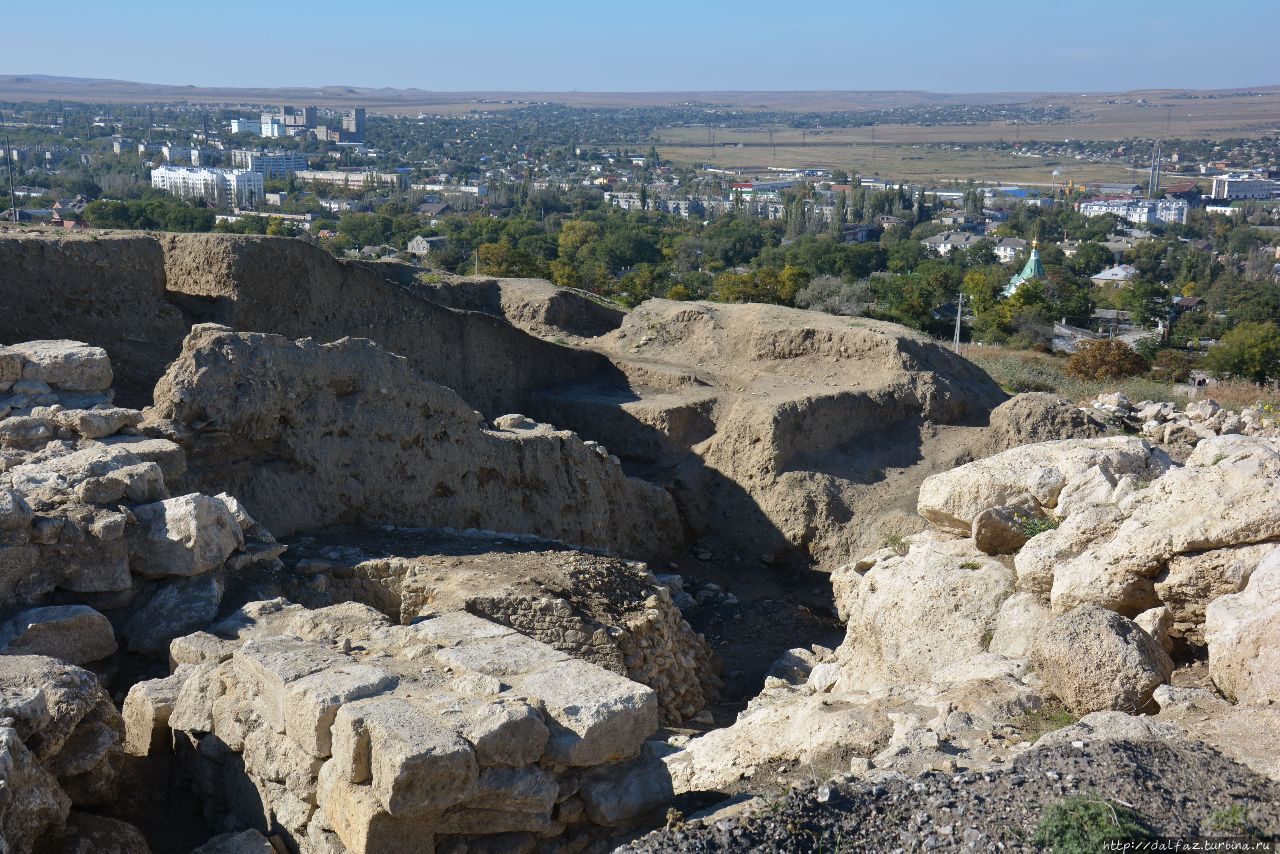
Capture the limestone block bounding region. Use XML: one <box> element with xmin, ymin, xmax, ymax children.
<box><xmin>122</xmin><ymin>667</ymin><xmax>192</xmax><ymax>756</ymax></box>
<box><xmin>917</xmin><ymin>437</ymin><xmax>1165</xmax><ymax>532</ymax></box>
<box><xmin>100</xmin><ymin>435</ymin><xmax>188</xmax><ymax>481</ymax></box>
<box><xmin>988</xmin><ymin>592</ymin><xmax>1050</xmax><ymax>660</ymax></box>
<box><xmin>169</xmin><ymin>631</ymin><xmax>237</xmax><ymax>670</ymax></box>
<box><xmin>124</xmin><ymin>572</ymin><xmax>225</xmax><ymax>655</ymax></box>
<box><xmin>0</xmin><ymin>488</ymin><xmax>33</xmax><ymax>532</ymax></box>
<box><xmin>53</xmin><ymin>407</ymin><xmax>142</xmax><ymax>440</ymax></box>
<box><xmin>1033</xmin><ymin>605</ymin><xmax>1173</xmax><ymax>715</ymax></box>
<box><xmin>0</xmin><ymin>725</ymin><xmax>71</xmax><ymax>854</ymax></box>
<box><xmin>283</xmin><ymin>664</ymin><xmax>396</xmax><ymax>757</ymax></box>
<box><xmin>232</xmin><ymin>638</ymin><xmax>347</xmax><ymax>734</ymax></box>
<box><xmin>316</xmin><ymin>760</ymin><xmax>435</xmax><ymax>854</ymax></box>
<box><xmin>331</xmin><ymin>695</ymin><xmax>479</xmax><ymax>816</ymax></box>
<box><xmin>5</xmin><ymin>341</ymin><xmax>112</xmax><ymax>392</ymax></box>
<box><xmin>1206</xmin><ymin>547</ymin><xmax>1280</xmax><ymax>704</ymax></box>
<box><xmin>512</xmin><ymin>659</ymin><xmax>659</xmax><ymax>766</ymax></box>
<box><xmin>0</xmin><ymin>605</ymin><xmax>117</xmax><ymax>665</ymax></box>
<box><xmin>129</xmin><ymin>493</ymin><xmax>243</xmax><ymax>579</ymax></box>
<box><xmin>190</xmin><ymin>829</ymin><xmax>277</xmax><ymax>854</ymax></box>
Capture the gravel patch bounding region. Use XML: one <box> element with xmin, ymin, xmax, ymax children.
<box><xmin>621</xmin><ymin>738</ymin><xmax>1280</xmax><ymax>852</ymax></box>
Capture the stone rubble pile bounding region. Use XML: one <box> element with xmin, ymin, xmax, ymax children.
<box><xmin>0</xmin><ymin>339</ymin><xmax>291</xmax><ymax>852</ymax></box>
<box><xmin>614</xmin><ymin>432</ymin><xmax>1280</xmax><ymax>812</ymax></box>
<box><xmin>127</xmin><ymin>600</ymin><xmax>664</xmax><ymax>853</ymax></box>
<box><xmin>1090</xmin><ymin>392</ymin><xmax>1280</xmax><ymax>457</ymax></box>
<box><xmin>0</xmin><ymin>340</ymin><xmax>285</xmax><ymax>659</ymax></box>
<box><xmin>0</xmin><ymin>655</ymin><xmax>127</xmax><ymax>854</ymax></box>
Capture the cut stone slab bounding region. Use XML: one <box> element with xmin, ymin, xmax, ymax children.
<box><xmin>330</xmin><ymin>695</ymin><xmax>479</xmax><ymax>816</ymax></box>
<box><xmin>512</xmin><ymin>658</ymin><xmax>659</xmax><ymax>766</ymax></box>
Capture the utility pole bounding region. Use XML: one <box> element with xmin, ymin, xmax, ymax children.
<box><xmin>4</xmin><ymin>135</ymin><xmax>16</xmax><ymax>224</ymax></box>
<box><xmin>952</xmin><ymin>291</ymin><xmax>964</xmax><ymax>352</ymax></box>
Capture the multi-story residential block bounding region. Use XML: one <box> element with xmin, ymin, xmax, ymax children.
<box><xmin>295</xmin><ymin>169</ymin><xmax>405</xmax><ymax>189</ymax></box>
<box><xmin>230</xmin><ymin>149</ymin><xmax>310</xmax><ymax>179</ymax></box>
<box><xmin>150</xmin><ymin>166</ymin><xmax>264</xmax><ymax>208</ymax></box>
<box><xmin>1078</xmin><ymin>197</ymin><xmax>1188</xmax><ymax>225</ymax></box>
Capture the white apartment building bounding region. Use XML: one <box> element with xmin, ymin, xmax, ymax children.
<box><xmin>230</xmin><ymin>149</ymin><xmax>310</xmax><ymax>179</ymax></box>
<box><xmin>1078</xmin><ymin>197</ymin><xmax>1188</xmax><ymax>225</ymax></box>
<box><xmin>151</xmin><ymin>166</ymin><xmax>264</xmax><ymax>208</ymax></box>
<box><xmin>1210</xmin><ymin>173</ymin><xmax>1278</xmax><ymax>201</ymax></box>
<box><xmin>297</xmin><ymin>169</ymin><xmax>405</xmax><ymax>189</ymax></box>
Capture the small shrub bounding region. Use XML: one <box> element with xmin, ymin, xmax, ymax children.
<box><xmin>1209</xmin><ymin>804</ymin><xmax>1257</xmax><ymax>837</ymax></box>
<box><xmin>1064</xmin><ymin>339</ymin><xmax>1149</xmax><ymax>382</ymax></box>
<box><xmin>1009</xmin><ymin>703</ymin><xmax>1077</xmax><ymax>740</ymax></box>
<box><xmin>1015</xmin><ymin>511</ymin><xmax>1059</xmax><ymax>538</ymax></box>
<box><xmin>959</xmin><ymin>560</ymin><xmax>981</xmax><ymax>569</ymax></box>
<box><xmin>884</xmin><ymin>533</ymin><xmax>909</xmax><ymax>556</ymax></box>
<box><xmin>1033</xmin><ymin>795</ymin><xmax>1149</xmax><ymax>852</ymax></box>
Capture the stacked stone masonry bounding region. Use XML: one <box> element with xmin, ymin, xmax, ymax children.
<box><xmin>130</xmin><ymin>600</ymin><xmax>663</xmax><ymax>853</ymax></box>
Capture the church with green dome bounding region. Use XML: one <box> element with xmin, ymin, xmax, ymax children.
<box><xmin>1003</xmin><ymin>242</ymin><xmax>1044</xmax><ymax>296</ymax></box>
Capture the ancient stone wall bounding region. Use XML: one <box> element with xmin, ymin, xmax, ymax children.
<box><xmin>133</xmin><ymin>602</ymin><xmax>662</xmax><ymax>853</ymax></box>
<box><xmin>147</xmin><ymin>325</ymin><xmax>682</xmax><ymax>561</ymax></box>
<box><xmin>0</xmin><ymin>232</ymin><xmax>614</xmax><ymax>413</ymax></box>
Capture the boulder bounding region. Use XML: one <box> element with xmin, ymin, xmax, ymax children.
<box><xmin>129</xmin><ymin>493</ymin><xmax>243</xmax><ymax>578</ymax></box>
<box><xmin>1042</xmin><ymin>438</ymin><xmax>1280</xmax><ymax>615</ymax></box>
<box><xmin>0</xmin><ymin>606</ymin><xmax>117</xmax><ymax>665</ymax></box>
<box><xmin>1205</xmin><ymin>547</ymin><xmax>1280</xmax><ymax>704</ymax></box>
<box><xmin>0</xmin><ymin>725</ymin><xmax>70</xmax><ymax>854</ymax></box>
<box><xmin>123</xmin><ymin>572</ymin><xmax>225</xmax><ymax>655</ymax></box>
<box><xmin>971</xmin><ymin>504</ymin><xmax>1034</xmax><ymax>555</ymax></box>
<box><xmin>978</xmin><ymin>392</ymin><xmax>1107</xmax><ymax>456</ymax></box>
<box><xmin>1033</xmin><ymin>605</ymin><xmax>1173</xmax><ymax>715</ymax></box>
<box><xmin>917</xmin><ymin>437</ymin><xmax>1166</xmax><ymax>533</ymax></box>
<box><xmin>835</xmin><ymin>537</ymin><xmax>1014</xmax><ymax>689</ymax></box>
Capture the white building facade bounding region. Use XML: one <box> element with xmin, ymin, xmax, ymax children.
<box><xmin>151</xmin><ymin>166</ymin><xmax>264</xmax><ymax>208</ymax></box>
<box><xmin>230</xmin><ymin>149</ymin><xmax>310</xmax><ymax>179</ymax></box>
<box><xmin>1078</xmin><ymin>197</ymin><xmax>1188</xmax><ymax>225</ymax></box>
<box><xmin>1210</xmin><ymin>173</ymin><xmax>1278</xmax><ymax>201</ymax></box>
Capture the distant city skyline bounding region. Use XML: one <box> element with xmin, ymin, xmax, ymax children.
<box><xmin>5</xmin><ymin>0</ymin><xmax>1278</xmax><ymax>94</ymax></box>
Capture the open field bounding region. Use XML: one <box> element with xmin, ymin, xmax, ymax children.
<box><xmin>655</xmin><ymin>138</ymin><xmax>1143</xmax><ymax>185</ymax></box>
<box><xmin>1</xmin><ymin>75</ymin><xmax>1277</xmax><ymax>121</ymax></box>
<box><xmin>654</xmin><ymin>88</ymin><xmax>1280</xmax><ymax>182</ymax></box>
<box><xmin>0</xmin><ymin>75</ymin><xmax>1056</xmax><ymax>110</ymax></box>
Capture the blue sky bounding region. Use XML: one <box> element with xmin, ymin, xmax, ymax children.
<box><xmin>6</xmin><ymin>0</ymin><xmax>1278</xmax><ymax>92</ymax></box>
